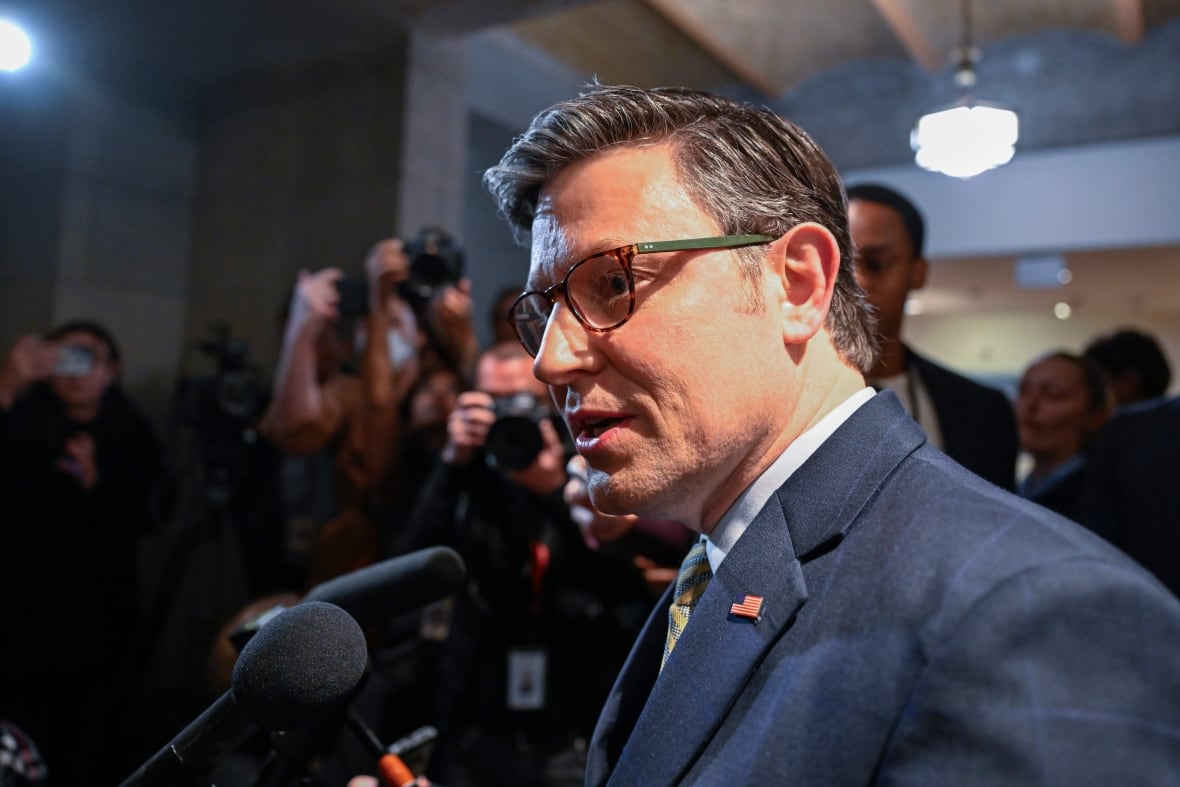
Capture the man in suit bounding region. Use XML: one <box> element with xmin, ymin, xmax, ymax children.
<box><xmin>846</xmin><ymin>183</ymin><xmax>1018</xmax><ymax>490</ymax></box>
<box><xmin>483</xmin><ymin>84</ymin><xmax>1180</xmax><ymax>786</ymax></box>
<box><xmin>1079</xmin><ymin>394</ymin><xmax>1180</xmax><ymax>597</ymax></box>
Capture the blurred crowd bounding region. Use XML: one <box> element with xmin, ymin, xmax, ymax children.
<box><xmin>0</xmin><ymin>228</ymin><xmax>686</xmax><ymax>787</ymax></box>
<box><xmin>0</xmin><ymin>208</ymin><xmax>1176</xmax><ymax>787</ymax></box>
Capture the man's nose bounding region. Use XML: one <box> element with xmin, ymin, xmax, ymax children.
<box><xmin>533</xmin><ymin>303</ymin><xmax>592</xmax><ymax>386</ymax></box>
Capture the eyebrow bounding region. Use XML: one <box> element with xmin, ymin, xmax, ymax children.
<box><xmin>529</xmin><ymin>236</ymin><xmax>629</xmax><ymax>288</ymax></box>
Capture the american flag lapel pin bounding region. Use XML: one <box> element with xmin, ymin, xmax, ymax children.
<box><xmin>729</xmin><ymin>594</ymin><xmax>764</xmax><ymax>623</ymax></box>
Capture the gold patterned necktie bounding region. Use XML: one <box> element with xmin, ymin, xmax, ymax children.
<box><xmin>661</xmin><ymin>539</ymin><xmax>713</xmax><ymax>671</ymax></box>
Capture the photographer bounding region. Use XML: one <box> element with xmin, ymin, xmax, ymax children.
<box><xmin>258</xmin><ymin>236</ymin><xmax>428</xmax><ymax>588</ymax></box>
<box><xmin>0</xmin><ymin>320</ymin><xmax>164</xmax><ymax>784</ymax></box>
<box><xmin>395</xmin><ymin>340</ymin><xmax>647</xmax><ymax>787</ymax></box>
<box><xmin>398</xmin><ymin>226</ymin><xmax>478</xmax><ymax>383</ymax></box>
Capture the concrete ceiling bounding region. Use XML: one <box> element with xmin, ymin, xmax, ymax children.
<box><xmin>8</xmin><ymin>0</ymin><xmax>1178</xmax><ymax>167</ymax></box>
<box><xmin>513</xmin><ymin>0</ymin><xmax>1180</xmax><ymax>96</ymax></box>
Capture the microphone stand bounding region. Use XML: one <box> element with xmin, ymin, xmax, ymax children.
<box><xmin>344</xmin><ymin>709</ymin><xmax>418</xmax><ymax>787</ymax></box>
<box><xmin>251</xmin><ymin>709</ymin><xmax>424</xmax><ymax>787</ymax></box>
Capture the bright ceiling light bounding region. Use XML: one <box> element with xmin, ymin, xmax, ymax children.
<box><xmin>911</xmin><ymin>0</ymin><xmax>1018</xmax><ymax>179</ymax></box>
<box><xmin>912</xmin><ymin>102</ymin><xmax>1018</xmax><ymax>178</ymax></box>
<box><xmin>0</xmin><ymin>18</ymin><xmax>32</xmax><ymax>72</ymax></box>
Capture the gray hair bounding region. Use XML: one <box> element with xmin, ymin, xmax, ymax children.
<box><xmin>482</xmin><ymin>84</ymin><xmax>877</xmax><ymax>373</ymax></box>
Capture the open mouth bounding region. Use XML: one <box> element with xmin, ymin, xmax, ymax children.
<box><xmin>581</xmin><ymin>416</ymin><xmax>625</xmax><ymax>438</ymax></box>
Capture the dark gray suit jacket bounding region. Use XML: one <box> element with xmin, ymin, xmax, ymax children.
<box><xmin>586</xmin><ymin>392</ymin><xmax>1180</xmax><ymax>786</ymax></box>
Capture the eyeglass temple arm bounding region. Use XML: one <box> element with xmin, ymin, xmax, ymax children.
<box><xmin>636</xmin><ymin>234</ymin><xmax>776</xmax><ymax>254</ymax></box>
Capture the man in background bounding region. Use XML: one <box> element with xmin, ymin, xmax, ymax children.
<box><xmin>847</xmin><ymin>182</ymin><xmax>1018</xmax><ymax>490</ymax></box>
<box><xmin>1083</xmin><ymin>326</ymin><xmax>1172</xmax><ymax>408</ymax></box>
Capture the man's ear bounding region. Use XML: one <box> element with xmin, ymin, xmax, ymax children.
<box><xmin>770</xmin><ymin>222</ymin><xmax>840</xmax><ymax>345</ymax></box>
<box><xmin>910</xmin><ymin>255</ymin><xmax>929</xmax><ymax>291</ymax></box>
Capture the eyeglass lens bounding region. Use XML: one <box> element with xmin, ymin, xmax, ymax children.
<box><xmin>513</xmin><ymin>250</ymin><xmax>634</xmax><ymax>356</ymax></box>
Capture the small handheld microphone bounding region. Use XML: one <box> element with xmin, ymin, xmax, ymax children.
<box><xmin>119</xmin><ymin>601</ymin><xmax>368</xmax><ymax>786</ymax></box>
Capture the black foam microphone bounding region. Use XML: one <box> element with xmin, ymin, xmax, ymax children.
<box><xmin>302</xmin><ymin>545</ymin><xmax>466</xmax><ymax>629</ymax></box>
<box><xmin>119</xmin><ymin>601</ymin><xmax>368</xmax><ymax>786</ymax></box>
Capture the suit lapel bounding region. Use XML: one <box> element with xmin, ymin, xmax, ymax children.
<box><xmin>608</xmin><ymin>498</ymin><xmax>807</xmax><ymax>786</ymax></box>
<box><xmin>595</xmin><ymin>393</ymin><xmax>925</xmax><ymax>786</ymax></box>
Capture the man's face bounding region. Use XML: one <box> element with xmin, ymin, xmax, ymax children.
<box><xmin>477</xmin><ymin>352</ymin><xmax>548</xmax><ymax>401</ymax></box>
<box><xmin>526</xmin><ymin>144</ymin><xmax>795</xmax><ymax>529</ymax></box>
<box><xmin>848</xmin><ymin>199</ymin><xmax>926</xmax><ymax>344</ymax></box>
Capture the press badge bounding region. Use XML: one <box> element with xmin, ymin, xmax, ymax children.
<box><xmin>507</xmin><ymin>648</ymin><xmax>547</xmax><ymax>710</ymax></box>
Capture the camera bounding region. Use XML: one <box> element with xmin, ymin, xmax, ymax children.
<box><xmin>198</xmin><ymin>335</ymin><xmax>266</xmax><ymax>422</ymax></box>
<box><xmin>485</xmin><ymin>392</ymin><xmax>558</xmax><ymax>472</ymax></box>
<box><xmin>54</xmin><ymin>345</ymin><xmax>94</xmax><ymax>377</ymax></box>
<box><xmin>336</xmin><ymin>276</ymin><xmax>370</xmax><ymax>320</ymax></box>
<box><xmin>339</xmin><ymin>229</ymin><xmax>463</xmax><ymax>316</ymax></box>
<box><xmin>398</xmin><ymin>226</ymin><xmax>464</xmax><ymax>304</ymax></box>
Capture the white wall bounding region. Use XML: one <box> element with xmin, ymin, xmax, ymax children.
<box><xmin>842</xmin><ymin>136</ymin><xmax>1180</xmax><ymax>258</ymax></box>
<box><xmin>844</xmin><ymin>137</ymin><xmax>1180</xmax><ymax>392</ymax></box>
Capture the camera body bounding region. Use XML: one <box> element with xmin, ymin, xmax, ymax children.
<box><xmin>486</xmin><ymin>392</ymin><xmax>558</xmax><ymax>472</ymax></box>
<box><xmin>337</xmin><ymin>227</ymin><xmax>464</xmax><ymax>315</ymax></box>
<box><xmin>336</xmin><ymin>276</ymin><xmax>370</xmax><ymax>320</ymax></box>
<box><xmin>398</xmin><ymin>226</ymin><xmax>464</xmax><ymax>305</ymax></box>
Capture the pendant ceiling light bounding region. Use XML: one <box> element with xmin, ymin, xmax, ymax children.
<box><xmin>911</xmin><ymin>0</ymin><xmax>1019</xmax><ymax>178</ymax></box>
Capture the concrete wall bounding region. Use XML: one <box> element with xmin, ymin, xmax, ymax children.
<box><xmin>185</xmin><ymin>43</ymin><xmax>412</xmax><ymax>379</ymax></box>
<box><xmin>0</xmin><ymin>76</ymin><xmax>196</xmax><ymax>426</ymax></box>
<box><xmin>0</xmin><ymin>78</ymin><xmax>68</xmax><ymax>358</ymax></box>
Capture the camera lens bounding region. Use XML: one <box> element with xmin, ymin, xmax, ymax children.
<box><xmin>486</xmin><ymin>416</ymin><xmax>543</xmax><ymax>472</ymax></box>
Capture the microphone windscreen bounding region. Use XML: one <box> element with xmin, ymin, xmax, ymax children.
<box><xmin>302</xmin><ymin>546</ymin><xmax>466</xmax><ymax>628</ymax></box>
<box><xmin>231</xmin><ymin>601</ymin><xmax>367</xmax><ymax>732</ymax></box>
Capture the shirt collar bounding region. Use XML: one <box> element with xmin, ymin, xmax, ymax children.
<box><xmin>705</xmin><ymin>387</ymin><xmax>876</xmax><ymax>573</ymax></box>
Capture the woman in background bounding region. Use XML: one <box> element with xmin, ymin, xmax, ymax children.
<box><xmin>1014</xmin><ymin>351</ymin><xmax>1112</xmax><ymax>520</ymax></box>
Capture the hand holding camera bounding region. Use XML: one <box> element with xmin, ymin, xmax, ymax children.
<box><xmin>291</xmin><ymin>268</ymin><xmax>346</xmax><ymax>335</ymax></box>
<box><xmin>442</xmin><ymin>389</ymin><xmax>569</xmax><ymax>494</ymax></box>
<box><xmin>441</xmin><ymin>390</ymin><xmax>496</xmax><ymax>466</ymax></box>
<box><xmin>503</xmin><ymin>414</ymin><xmax>568</xmax><ymax>496</ymax></box>
<box><xmin>364</xmin><ymin>238</ymin><xmax>412</xmax><ymax>313</ymax></box>
<box><xmin>1</xmin><ymin>334</ymin><xmax>88</xmax><ymax>409</ymax></box>
<box><xmin>54</xmin><ymin>431</ymin><xmax>98</xmax><ymax>489</ymax></box>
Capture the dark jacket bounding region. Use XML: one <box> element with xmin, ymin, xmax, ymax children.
<box><xmin>586</xmin><ymin>392</ymin><xmax>1180</xmax><ymax>786</ymax></box>
<box><xmin>1079</xmin><ymin>395</ymin><xmax>1180</xmax><ymax>597</ymax></box>
<box><xmin>909</xmin><ymin>346</ymin><xmax>1018</xmax><ymax>490</ymax></box>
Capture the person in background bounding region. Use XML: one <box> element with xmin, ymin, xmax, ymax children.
<box><xmin>1014</xmin><ymin>351</ymin><xmax>1112</xmax><ymax>520</ymax></box>
<box><xmin>1079</xmin><ymin>393</ymin><xmax>1180</xmax><ymax>597</ymax></box>
<box><xmin>386</xmin><ymin>226</ymin><xmax>478</xmax><ymax>385</ymax></box>
<box><xmin>483</xmin><ymin>83</ymin><xmax>1180</xmax><ymax>785</ymax></box>
<box><xmin>490</xmin><ymin>284</ymin><xmax>526</xmax><ymax>346</ymax></box>
<box><xmin>396</xmin><ymin>340</ymin><xmax>648</xmax><ymax>787</ymax></box>
<box><xmin>376</xmin><ymin>364</ymin><xmax>464</xmax><ymax>556</ymax></box>
<box><xmin>259</xmin><ymin>238</ymin><xmax>427</xmax><ymax>586</ymax></box>
<box><xmin>1083</xmin><ymin>326</ymin><xmax>1172</xmax><ymax>408</ymax></box>
<box><xmin>0</xmin><ymin>320</ymin><xmax>165</xmax><ymax>785</ymax></box>
<box><xmin>846</xmin><ymin>182</ymin><xmax>1018</xmax><ymax>490</ymax></box>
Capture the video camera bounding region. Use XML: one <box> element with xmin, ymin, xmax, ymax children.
<box><xmin>175</xmin><ymin>326</ymin><xmax>270</xmax><ymax>508</ymax></box>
